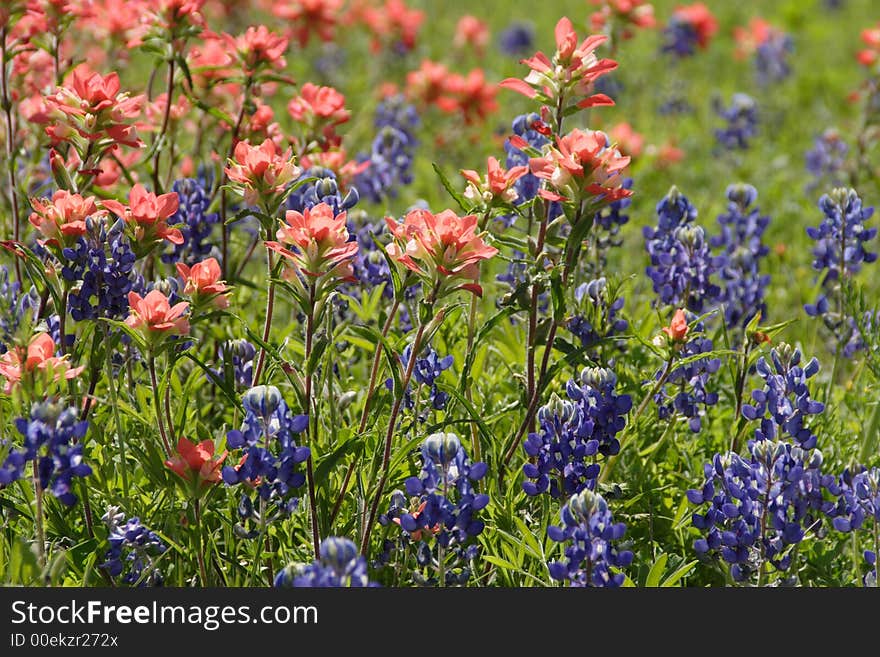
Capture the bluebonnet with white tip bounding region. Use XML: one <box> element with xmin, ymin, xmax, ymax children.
<box><xmin>804</xmin><ymin>188</ymin><xmax>876</xmax><ymax>355</ymax></box>
<box><xmin>687</xmin><ymin>438</ymin><xmax>831</xmax><ymax>584</ymax></box>
<box><xmin>523</xmin><ymin>368</ymin><xmax>631</xmax><ymax>498</ymax></box>
<box><xmin>710</xmin><ymin>184</ymin><xmax>770</xmax><ymax>329</ymax></box>
<box><xmin>221</xmin><ymin>385</ymin><xmax>310</xmax><ymax>517</ymax></box>
<box><xmin>547</xmin><ymin>489</ymin><xmax>633</xmax><ymax>587</ymax></box>
<box><xmin>275</xmin><ymin>537</ymin><xmax>377</xmax><ymax>587</ymax></box>
<box><xmin>741</xmin><ymin>344</ymin><xmax>825</xmax><ymax>449</ymax></box>
<box><xmin>0</xmin><ymin>402</ymin><xmax>91</xmax><ymax>506</ymax></box>
<box><xmin>101</xmin><ymin>507</ymin><xmax>166</xmax><ymax>586</ymax></box>
<box><xmin>644</xmin><ymin>186</ymin><xmax>724</xmax><ymax>313</ymax></box>
<box><xmin>714</xmin><ymin>93</ymin><xmax>758</xmax><ymax>150</ymax></box>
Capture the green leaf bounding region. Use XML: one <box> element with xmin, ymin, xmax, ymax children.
<box><xmin>459</xmin><ymin>306</ymin><xmax>515</xmax><ymax>394</ymax></box>
<box><xmin>661</xmin><ymin>560</ymin><xmax>697</xmax><ymax>587</ymax></box>
<box><xmin>101</xmin><ymin>318</ymin><xmax>148</xmax><ymax>351</ymax></box>
<box><xmin>306</xmin><ymin>334</ymin><xmax>329</xmax><ymax>378</ymax></box>
<box><xmin>183</xmin><ymin>353</ymin><xmax>242</xmax><ymax>413</ymax></box>
<box><xmin>436</xmin><ymin>383</ymin><xmax>493</xmax><ymax>448</ymax></box>
<box><xmin>314</xmin><ymin>434</ymin><xmax>363</xmax><ymax>484</ymax></box>
<box><xmin>432</xmin><ymin>162</ymin><xmax>468</xmax><ymax>212</ymax></box>
<box><xmin>645</xmin><ymin>553</ymin><xmax>668</xmax><ymax>587</ymax></box>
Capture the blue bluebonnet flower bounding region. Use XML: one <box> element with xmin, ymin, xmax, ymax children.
<box><xmin>805</xmin><ymin>129</ymin><xmax>849</xmax><ymax>192</ymax></box>
<box><xmin>161</xmin><ymin>177</ymin><xmax>219</xmax><ymax>265</ymax></box>
<box><xmin>348</xmin><ymin>213</ymin><xmax>393</xmax><ymax>292</ymax></box>
<box><xmin>754</xmin><ymin>32</ymin><xmax>793</xmax><ymax>85</ymax></box>
<box><xmin>209</xmin><ymin>339</ymin><xmax>255</xmax><ymax>391</ymax></box>
<box><xmin>0</xmin><ymin>266</ymin><xmax>40</xmax><ymax>352</ymax></box>
<box><xmin>386</xmin><ymin>344</ymin><xmax>454</xmax><ymax>415</ymax></box>
<box><xmin>714</xmin><ymin>93</ymin><xmax>758</xmax><ymax>150</ymax></box>
<box><xmin>566</xmin><ymin>277</ymin><xmax>628</xmax><ymax>356</ymax></box>
<box><xmin>644</xmin><ymin>187</ymin><xmax>724</xmax><ymax>313</ymax></box>
<box><xmin>353</xmin><ymin>95</ymin><xmax>419</xmax><ymax>204</ymax></box>
<box><xmin>589</xmin><ymin>178</ymin><xmax>632</xmax><ymax>272</ymax></box>
<box><xmin>805</xmin><ymin>188</ymin><xmax>876</xmax><ymax>303</ymax></box>
<box><xmin>101</xmin><ymin>507</ymin><xmax>166</xmax><ymax>586</ymax></box>
<box><xmin>498</xmin><ymin>21</ymin><xmax>534</xmax><ymax>56</ymax></box>
<box><xmin>741</xmin><ymin>344</ymin><xmax>825</xmax><ymax>450</ymax></box>
<box><xmin>523</xmin><ymin>368</ymin><xmax>632</xmax><ymax>498</ymax></box>
<box><xmin>710</xmin><ymin>184</ymin><xmax>771</xmax><ymax>328</ymax></box>
<box><xmin>687</xmin><ymin>439</ymin><xmax>831</xmax><ymax>584</ymax></box>
<box><xmin>60</xmin><ymin>217</ymin><xmax>138</xmax><ymax>321</ymax></box>
<box><xmin>547</xmin><ymin>489</ymin><xmax>633</xmax><ymax>587</ymax></box>
<box><xmin>379</xmin><ymin>433</ymin><xmax>487</xmax><ymax>586</ymax></box>
<box><xmin>804</xmin><ymin>188</ymin><xmax>876</xmax><ymax>354</ymax></box>
<box><xmin>499</xmin><ymin>113</ymin><xmax>555</xmax><ymax>228</ymax></box>
<box><xmin>274</xmin><ymin>537</ymin><xmax>377</xmax><ymax>587</ymax></box>
<box><xmin>654</xmin><ymin>320</ymin><xmax>721</xmax><ymax>432</ymax></box>
<box><xmin>825</xmin><ymin>467</ymin><xmax>879</xmax><ymax>586</ymax></box>
<box><xmin>222</xmin><ymin>386</ymin><xmax>310</xmax><ymax>518</ymax></box>
<box><xmin>385</xmin><ymin>434</ymin><xmax>487</xmax><ymax>547</ymax></box>
<box><xmin>287</xmin><ymin>168</ymin><xmax>359</xmax><ymax>215</ymax></box>
<box><xmin>0</xmin><ymin>402</ymin><xmax>91</xmax><ymax>506</ymax></box>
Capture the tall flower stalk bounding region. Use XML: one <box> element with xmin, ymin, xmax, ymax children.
<box><xmin>266</xmin><ymin>201</ymin><xmax>358</xmax><ymax>555</ymax></box>
<box><xmin>498</xmin><ymin>17</ymin><xmax>630</xmax><ymax>472</ymax></box>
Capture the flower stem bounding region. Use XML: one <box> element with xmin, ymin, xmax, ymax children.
<box><xmin>32</xmin><ymin>461</ymin><xmax>46</xmax><ymax>572</ymax></box>
<box><xmin>148</xmin><ymin>355</ymin><xmax>172</xmax><ymax>457</ymax></box>
<box><xmin>360</xmin><ymin>315</ymin><xmax>431</xmax><ymax>555</ymax></box>
<box><xmin>193</xmin><ymin>498</ymin><xmax>209</xmax><ymax>587</ymax></box>
<box><xmin>104</xmin><ymin>328</ymin><xmax>130</xmax><ymax>503</ymax></box>
<box><xmin>1</xmin><ymin>27</ymin><xmax>22</xmax><ymax>283</ymax></box>
<box><xmin>303</xmin><ymin>281</ymin><xmax>321</xmax><ymax>556</ymax></box>
<box><xmin>329</xmin><ymin>296</ymin><xmax>401</xmax><ymax>526</ymax></box>
<box><xmin>163</xmin><ymin>354</ymin><xmax>176</xmax><ymax>441</ymax></box>
<box><xmin>218</xmin><ymin>76</ymin><xmax>253</xmax><ymax>279</ymax></box>
<box><xmin>252</xmin><ymin>247</ymin><xmax>277</xmax><ymax>387</ymax></box>
<box><xmin>500</xmin><ymin>320</ymin><xmax>558</xmax><ymax>472</ymax></box>
<box><xmin>151</xmin><ymin>58</ymin><xmax>175</xmax><ymax>194</ymax></box>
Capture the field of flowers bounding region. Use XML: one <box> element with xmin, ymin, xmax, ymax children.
<box><xmin>1</xmin><ymin>0</ymin><xmax>879</xmax><ymax>588</ymax></box>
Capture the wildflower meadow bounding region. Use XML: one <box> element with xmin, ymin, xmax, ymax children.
<box><xmin>2</xmin><ymin>0</ymin><xmax>880</xmax><ymax>590</ymax></box>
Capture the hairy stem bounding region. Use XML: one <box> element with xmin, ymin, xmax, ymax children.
<box><xmin>148</xmin><ymin>355</ymin><xmax>172</xmax><ymax>456</ymax></box>
<box><xmin>304</xmin><ymin>281</ymin><xmax>321</xmax><ymax>556</ymax></box>
<box><xmin>360</xmin><ymin>316</ymin><xmax>431</xmax><ymax>555</ymax></box>
<box><xmin>151</xmin><ymin>58</ymin><xmax>175</xmax><ymax>194</ymax></box>
<box><xmin>1</xmin><ymin>27</ymin><xmax>22</xmax><ymax>282</ymax></box>
<box><xmin>330</xmin><ymin>297</ymin><xmax>401</xmax><ymax>526</ymax></box>
<box><xmin>251</xmin><ymin>247</ymin><xmax>276</xmax><ymax>387</ymax></box>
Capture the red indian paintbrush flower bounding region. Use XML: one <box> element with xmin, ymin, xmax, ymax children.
<box><xmin>225</xmin><ymin>139</ymin><xmax>301</xmax><ymax>210</ymax></box>
<box><xmin>222</xmin><ymin>25</ymin><xmax>288</xmax><ymax>73</ymax></box>
<box><xmin>385</xmin><ymin>208</ymin><xmax>498</xmax><ymax>298</ymax></box>
<box><xmin>29</xmin><ymin>190</ymin><xmax>100</xmax><ymax>247</ymax></box>
<box><xmin>265</xmin><ymin>202</ymin><xmax>358</xmax><ymax>281</ymax></box>
<box><xmin>165</xmin><ymin>436</ymin><xmax>227</xmax><ymax>490</ymax></box>
<box><xmin>528</xmin><ymin>128</ymin><xmax>632</xmax><ymax>206</ymax></box>
<box><xmin>126</xmin><ymin>290</ymin><xmax>190</xmax><ymax>336</ymax></box>
<box><xmin>590</xmin><ymin>0</ymin><xmax>656</xmax><ymax>40</ymax></box>
<box><xmin>670</xmin><ymin>3</ymin><xmax>717</xmax><ymax>49</ymax></box>
<box><xmin>460</xmin><ymin>156</ymin><xmax>528</xmax><ymax>206</ymax></box>
<box><xmin>453</xmin><ymin>15</ymin><xmax>490</xmax><ymax>56</ymax></box>
<box><xmin>42</xmin><ymin>64</ymin><xmax>144</xmax><ymax>151</ymax></box>
<box><xmin>858</xmin><ymin>23</ymin><xmax>880</xmax><ymax>67</ymax></box>
<box><xmin>176</xmin><ymin>257</ymin><xmax>231</xmax><ymax>310</ymax></box>
<box><xmin>273</xmin><ymin>0</ymin><xmax>344</xmax><ymax>48</ymax></box>
<box><xmin>287</xmin><ymin>82</ymin><xmax>350</xmax><ymax>148</ymax></box>
<box><xmin>0</xmin><ymin>333</ymin><xmax>85</xmax><ymax>394</ymax></box>
<box><xmin>662</xmin><ymin>308</ymin><xmax>689</xmax><ymax>342</ymax></box>
<box><xmin>609</xmin><ymin>122</ymin><xmax>644</xmax><ymax>159</ymax></box>
<box><xmin>102</xmin><ymin>184</ymin><xmax>183</xmax><ymax>246</ymax></box>
<box><xmin>500</xmin><ymin>16</ymin><xmax>617</xmax><ymax>112</ymax></box>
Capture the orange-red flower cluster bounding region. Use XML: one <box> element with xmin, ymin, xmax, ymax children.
<box><xmin>385</xmin><ymin>208</ymin><xmax>498</xmax><ymax>298</ymax></box>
